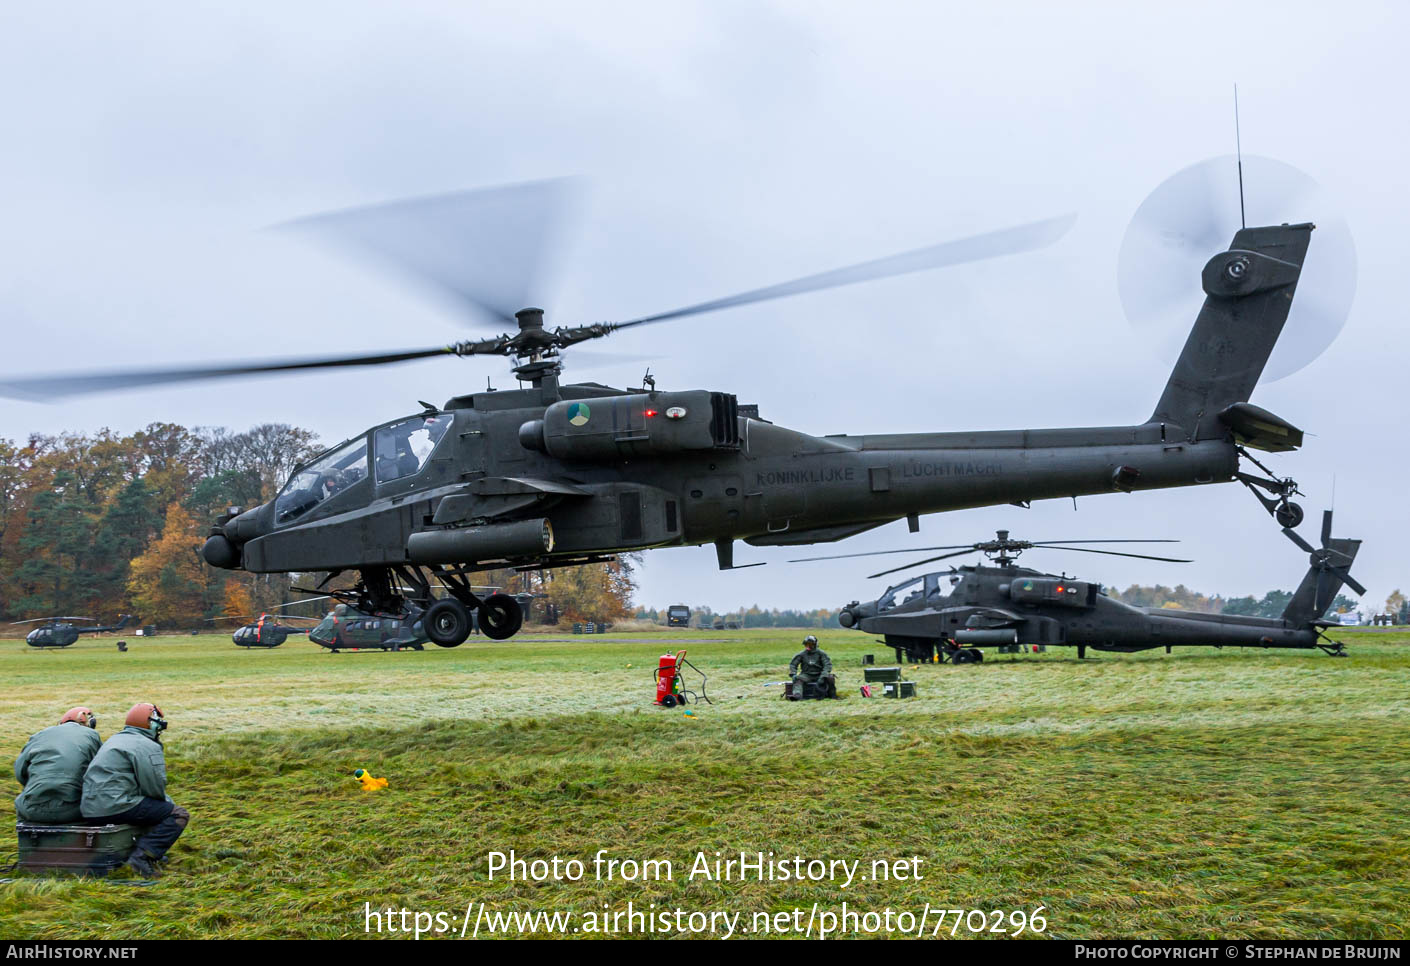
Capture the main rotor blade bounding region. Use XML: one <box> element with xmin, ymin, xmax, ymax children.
<box><xmin>789</xmin><ymin>537</ymin><xmax>1177</xmax><ymax>564</ymax></box>
<box><xmin>266</xmin><ymin>595</ymin><xmax>334</xmax><ymax>610</ymax></box>
<box><xmin>279</xmin><ymin>179</ymin><xmax>580</xmax><ymax>328</ymax></box>
<box><xmin>789</xmin><ymin>544</ymin><xmax>976</xmax><ymax>564</ymax></box>
<box><xmin>868</xmin><ymin>549</ymin><xmax>979</xmax><ymax>580</ymax></box>
<box><xmin>0</xmin><ymin>346</ymin><xmax>455</xmax><ymax>402</ymax></box>
<box><xmin>615</xmin><ymin>214</ymin><xmax>1076</xmax><ymax>329</ymax></box>
<box><xmin>1027</xmin><ymin>539</ymin><xmax>1179</xmax><ymax>546</ymax></box>
<box><xmin>1038</xmin><ymin>546</ymin><xmax>1192</xmax><ymax>563</ymax></box>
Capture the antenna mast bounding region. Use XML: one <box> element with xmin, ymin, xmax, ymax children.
<box><xmin>1234</xmin><ymin>84</ymin><xmax>1246</xmax><ymax>229</ymax></box>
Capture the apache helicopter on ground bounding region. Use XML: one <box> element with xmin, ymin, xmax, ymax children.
<box><xmin>11</xmin><ymin>615</ymin><xmax>136</xmax><ymax>649</ymax></box>
<box><xmin>808</xmin><ymin>513</ymin><xmax>1361</xmax><ymax>663</ymax></box>
<box><xmin>0</xmin><ymin>173</ymin><xmax>1335</xmax><ymax>648</ymax></box>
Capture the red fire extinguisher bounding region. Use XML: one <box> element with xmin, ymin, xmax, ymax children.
<box><xmin>655</xmin><ymin>650</ymin><xmax>685</xmax><ymax>707</ymax></box>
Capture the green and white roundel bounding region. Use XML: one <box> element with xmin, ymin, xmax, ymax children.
<box><xmin>567</xmin><ymin>402</ymin><xmax>591</xmax><ymax>427</ymax></box>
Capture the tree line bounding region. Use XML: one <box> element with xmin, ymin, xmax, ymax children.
<box><xmin>1</xmin><ymin>424</ymin><xmax>637</xmax><ymax>631</ymax></box>
<box><xmin>635</xmin><ymin>605</ymin><xmax>840</xmax><ymax>628</ymax></box>
<box><xmin>1106</xmin><ymin>583</ymin><xmax>1368</xmax><ymax>620</ymax></box>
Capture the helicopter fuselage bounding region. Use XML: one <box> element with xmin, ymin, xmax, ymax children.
<box><xmin>207</xmin><ymin>379</ymin><xmax>1238</xmax><ymax>579</ymax></box>
<box><xmin>841</xmin><ymin>564</ymin><xmax>1324</xmax><ymax>662</ymax></box>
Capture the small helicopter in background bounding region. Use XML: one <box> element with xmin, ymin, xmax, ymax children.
<box><xmin>207</xmin><ymin>596</ymin><xmax>333</xmax><ymax>647</ymax></box>
<box><xmin>229</xmin><ymin>613</ymin><xmax>320</xmax><ymax>648</ymax></box>
<box><xmin>802</xmin><ymin>514</ymin><xmax>1361</xmax><ymax>663</ymax></box>
<box><xmin>11</xmin><ymin>615</ymin><xmax>136</xmax><ymax>649</ymax></box>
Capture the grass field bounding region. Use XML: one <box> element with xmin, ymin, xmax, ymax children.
<box><xmin>0</xmin><ymin>627</ymin><xmax>1407</xmax><ymax>940</ymax></box>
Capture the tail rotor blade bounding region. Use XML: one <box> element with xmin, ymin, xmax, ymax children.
<box><xmin>1282</xmin><ymin>527</ymin><xmax>1318</xmax><ymax>555</ymax></box>
<box><xmin>1118</xmin><ymin>155</ymin><xmax>1356</xmax><ymax>382</ymax></box>
<box><xmin>1337</xmin><ymin>571</ymin><xmax>1367</xmax><ymax>598</ymax></box>
<box><xmin>1321</xmin><ymin>509</ymin><xmax>1334</xmax><ymax>548</ymax></box>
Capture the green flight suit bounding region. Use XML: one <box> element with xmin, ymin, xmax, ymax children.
<box><xmin>80</xmin><ymin>725</ymin><xmax>171</xmax><ymax>819</ymax></box>
<box><xmin>13</xmin><ymin>722</ymin><xmax>102</xmax><ymax>824</ymax></box>
<box><xmin>789</xmin><ymin>646</ymin><xmax>834</xmax><ymax>698</ymax></box>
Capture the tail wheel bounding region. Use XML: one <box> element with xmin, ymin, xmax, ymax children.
<box><xmin>425</xmin><ymin>599</ymin><xmax>472</xmax><ymax>647</ymax></box>
<box><xmin>479</xmin><ymin>593</ymin><xmax>524</xmax><ymax>641</ymax></box>
<box><xmin>1276</xmin><ymin>501</ymin><xmax>1305</xmax><ymax>529</ymax></box>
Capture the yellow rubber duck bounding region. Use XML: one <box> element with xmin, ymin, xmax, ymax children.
<box><xmin>353</xmin><ymin>768</ymin><xmax>389</xmax><ymax>791</ymax></box>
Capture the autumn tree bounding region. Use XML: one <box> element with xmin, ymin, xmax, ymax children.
<box><xmin>1387</xmin><ymin>589</ymin><xmax>1407</xmax><ymax>617</ymax></box>
<box><xmin>222</xmin><ymin>580</ymin><xmax>254</xmax><ymax>618</ymax></box>
<box><xmin>541</xmin><ymin>556</ymin><xmax>639</xmax><ymax>624</ymax></box>
<box><xmin>0</xmin><ymin>420</ymin><xmax>325</xmax><ymax>624</ymax></box>
<box><xmin>127</xmin><ymin>503</ymin><xmax>207</xmax><ymax>627</ymax></box>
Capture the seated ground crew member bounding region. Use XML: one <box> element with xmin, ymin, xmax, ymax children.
<box><xmin>13</xmin><ymin>706</ymin><xmax>102</xmax><ymax>824</ymax></box>
<box><xmin>789</xmin><ymin>635</ymin><xmax>836</xmax><ymax>699</ymax></box>
<box><xmin>81</xmin><ymin>702</ymin><xmax>188</xmax><ymax>877</ymax></box>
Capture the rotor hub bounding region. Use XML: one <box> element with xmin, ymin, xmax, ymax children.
<box><xmin>515</xmin><ymin>307</ymin><xmax>545</xmax><ymax>331</ymax></box>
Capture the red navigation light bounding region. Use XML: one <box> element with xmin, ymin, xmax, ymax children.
<box><xmin>644</xmin><ymin>409</ymin><xmax>658</xmax><ymax>418</ymax></box>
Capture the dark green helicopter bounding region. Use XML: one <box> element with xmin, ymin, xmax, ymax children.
<box><xmin>806</xmin><ymin>512</ymin><xmax>1360</xmax><ymax>663</ymax></box>
<box><xmin>304</xmin><ymin>585</ymin><xmax>541</xmax><ymax>651</ymax></box>
<box><xmin>0</xmin><ymin>180</ymin><xmax>1320</xmax><ymax>648</ymax></box>
<box><xmin>306</xmin><ymin>603</ymin><xmax>427</xmax><ymax>652</ymax></box>
<box><xmin>11</xmin><ymin>615</ymin><xmax>135</xmax><ymax>649</ymax></box>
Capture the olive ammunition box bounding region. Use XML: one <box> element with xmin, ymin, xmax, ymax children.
<box><xmin>16</xmin><ymin>823</ymin><xmax>138</xmax><ymax>875</ymax></box>
<box><xmin>863</xmin><ymin>666</ymin><xmax>902</xmax><ymax>684</ymax></box>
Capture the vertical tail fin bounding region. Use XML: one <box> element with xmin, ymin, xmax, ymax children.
<box><xmin>1281</xmin><ymin>511</ymin><xmax>1362</xmax><ymax>625</ymax></box>
<box><xmin>1151</xmin><ymin>223</ymin><xmax>1313</xmax><ymax>444</ymax></box>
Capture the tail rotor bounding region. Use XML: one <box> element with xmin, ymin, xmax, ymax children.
<box><xmin>1281</xmin><ymin>510</ymin><xmax>1364</xmax><ymax>624</ymax></box>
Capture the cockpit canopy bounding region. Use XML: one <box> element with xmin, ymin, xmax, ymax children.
<box><xmin>374</xmin><ymin>414</ymin><xmax>452</xmax><ymax>484</ymax></box>
<box><xmin>273</xmin><ymin>413</ymin><xmax>454</xmax><ymax>525</ymax></box>
<box><xmin>875</xmin><ymin>573</ymin><xmax>949</xmax><ymax>612</ymax></box>
<box><xmin>275</xmin><ymin>436</ymin><xmax>368</xmax><ymax>524</ymax></box>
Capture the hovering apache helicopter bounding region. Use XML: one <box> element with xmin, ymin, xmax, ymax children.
<box><xmin>11</xmin><ymin>615</ymin><xmax>135</xmax><ymax>649</ymax></box>
<box><xmin>811</xmin><ymin>513</ymin><xmax>1360</xmax><ymax>663</ymax></box>
<box><xmin>0</xmin><ymin>176</ymin><xmax>1325</xmax><ymax>649</ymax></box>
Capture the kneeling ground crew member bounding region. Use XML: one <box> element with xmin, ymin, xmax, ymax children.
<box><xmin>13</xmin><ymin>707</ymin><xmax>101</xmax><ymax>824</ymax></box>
<box><xmin>81</xmin><ymin>702</ymin><xmax>188</xmax><ymax>877</ymax></box>
<box><xmin>789</xmin><ymin>635</ymin><xmax>835</xmax><ymax>699</ymax></box>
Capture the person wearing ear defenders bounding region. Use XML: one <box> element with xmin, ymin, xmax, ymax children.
<box><xmin>12</xmin><ymin>706</ymin><xmax>102</xmax><ymax>824</ymax></box>
<box><xmin>82</xmin><ymin>702</ymin><xmax>189</xmax><ymax>877</ymax></box>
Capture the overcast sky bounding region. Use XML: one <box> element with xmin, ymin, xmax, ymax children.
<box><xmin>1</xmin><ymin>1</ymin><xmax>1404</xmax><ymax>614</ymax></box>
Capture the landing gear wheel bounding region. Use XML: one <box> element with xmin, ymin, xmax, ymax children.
<box><xmin>1275</xmin><ymin>501</ymin><xmax>1305</xmax><ymax>529</ymax></box>
<box><xmin>426</xmin><ymin>598</ymin><xmax>472</xmax><ymax>647</ymax></box>
<box><xmin>967</xmin><ymin>648</ymin><xmax>984</xmax><ymax>663</ymax></box>
<box><xmin>479</xmin><ymin>593</ymin><xmax>523</xmax><ymax>641</ymax></box>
